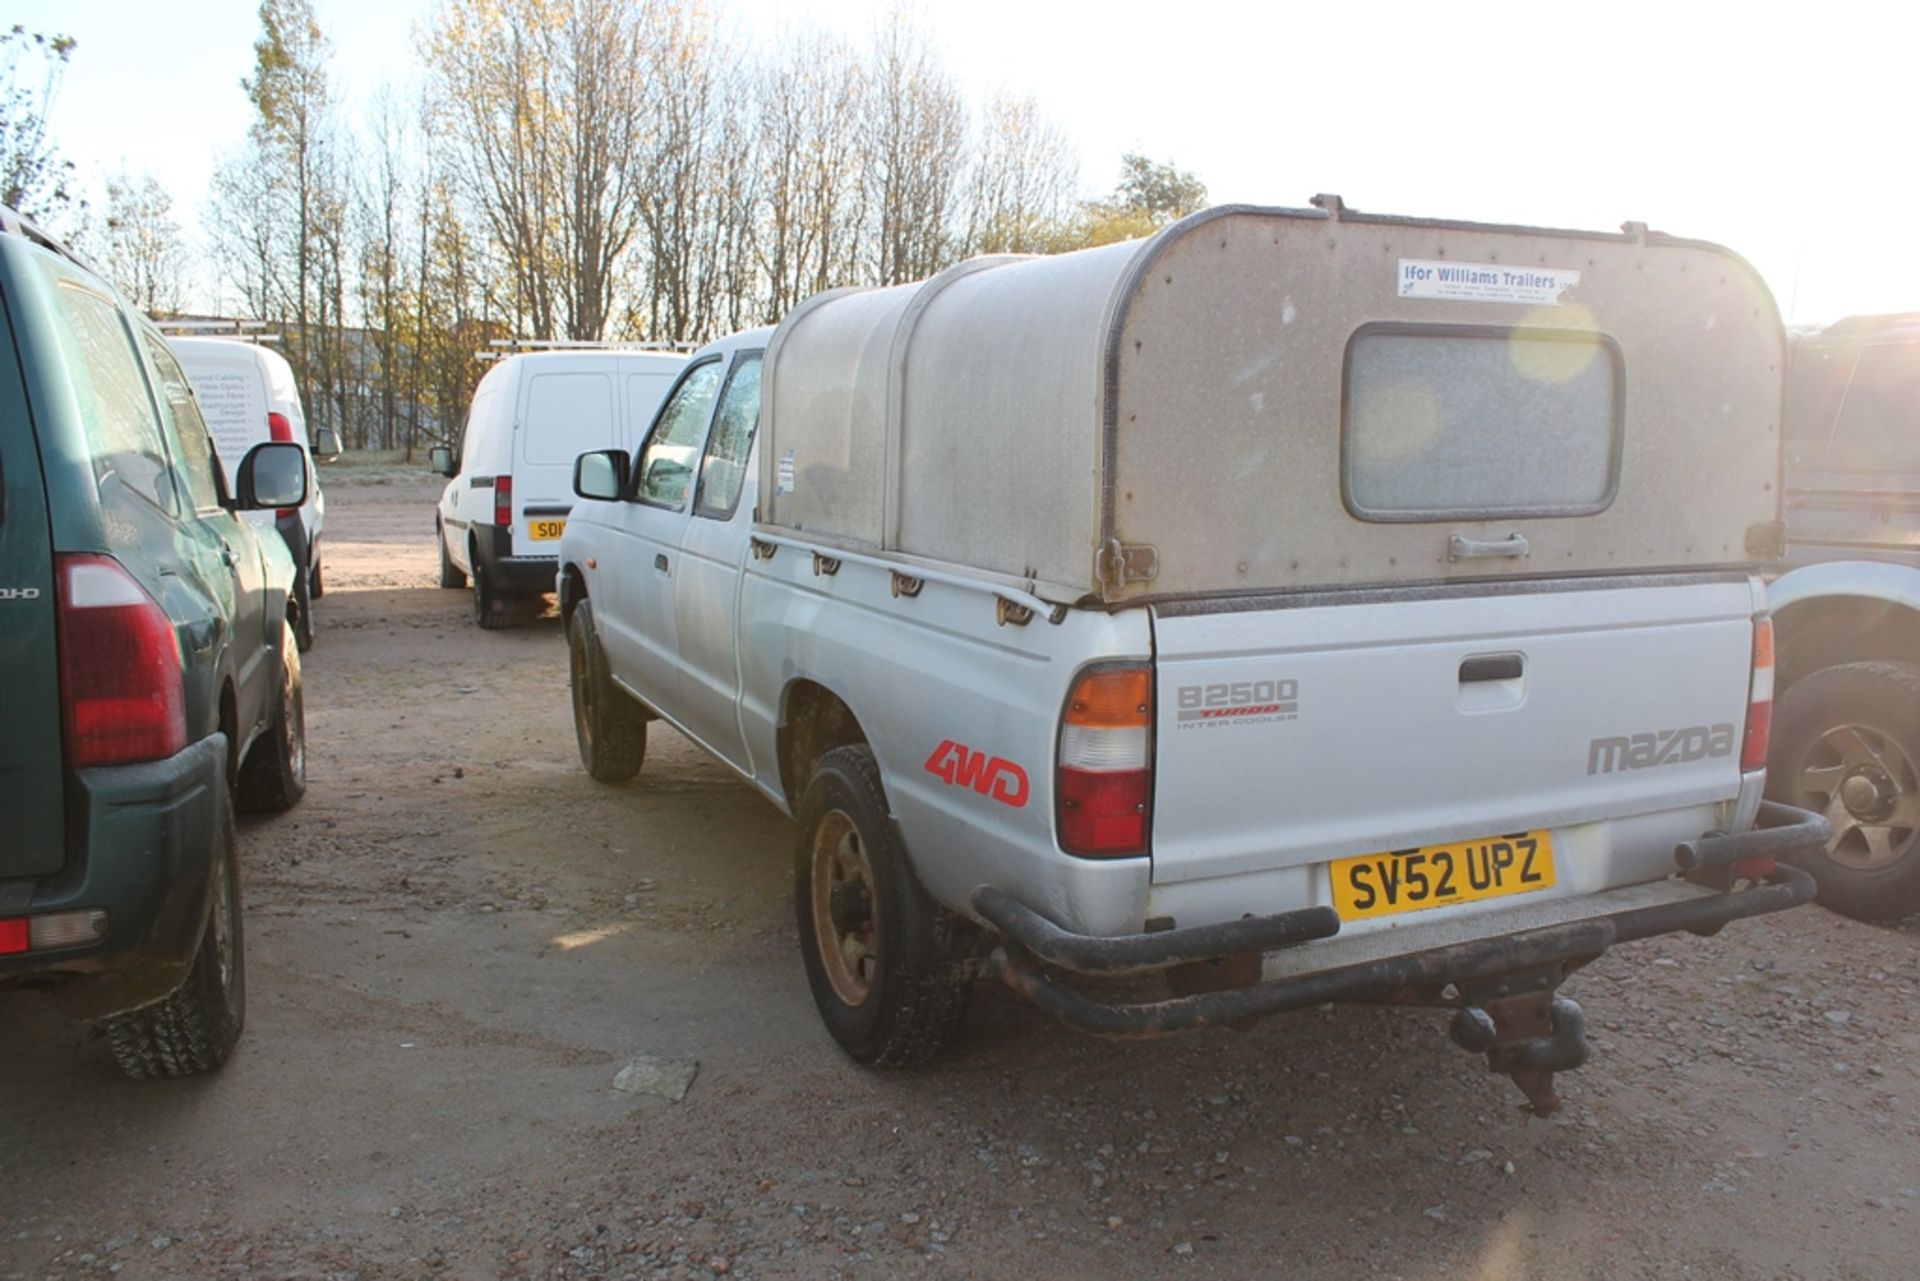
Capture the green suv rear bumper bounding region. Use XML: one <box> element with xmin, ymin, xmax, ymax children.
<box><xmin>0</xmin><ymin>735</ymin><xmax>227</xmax><ymax>1019</ymax></box>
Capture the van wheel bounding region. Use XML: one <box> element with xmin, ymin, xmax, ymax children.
<box><xmin>568</xmin><ymin>597</ymin><xmax>647</xmax><ymax>782</ymax></box>
<box><xmin>471</xmin><ymin>556</ymin><xmax>511</xmax><ymax>630</ymax></box>
<box><xmin>795</xmin><ymin>745</ymin><xmax>975</xmax><ymax>1066</ymax></box>
<box><xmin>106</xmin><ymin>790</ymin><xmax>246</xmax><ymax>1078</ymax></box>
<box><xmin>237</xmin><ymin>621</ymin><xmax>308</xmax><ymax>814</ymax></box>
<box><xmin>309</xmin><ymin>557</ymin><xmax>324</xmax><ymax>600</ymax></box>
<box><xmin>437</xmin><ymin>522</ymin><xmax>466</xmax><ymax>589</ymax></box>
<box><xmin>1768</xmin><ymin>661</ymin><xmax>1920</xmax><ymax>922</ymax></box>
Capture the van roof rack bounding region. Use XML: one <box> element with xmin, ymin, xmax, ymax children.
<box><xmin>476</xmin><ymin>338</ymin><xmax>699</xmax><ymax>360</ymax></box>
<box><xmin>153</xmin><ymin>319</ymin><xmax>282</xmax><ymax>342</ymax></box>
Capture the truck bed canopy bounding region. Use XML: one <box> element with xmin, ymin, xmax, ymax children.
<box><xmin>759</xmin><ymin>198</ymin><xmax>1784</xmax><ymax>606</ymax></box>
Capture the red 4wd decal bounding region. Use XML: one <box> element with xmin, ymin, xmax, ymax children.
<box><xmin>924</xmin><ymin>739</ymin><xmax>1030</xmax><ymax>808</ymax></box>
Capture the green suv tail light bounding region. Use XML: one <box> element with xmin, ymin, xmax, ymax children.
<box><xmin>55</xmin><ymin>554</ymin><xmax>187</xmax><ymax>768</ymax></box>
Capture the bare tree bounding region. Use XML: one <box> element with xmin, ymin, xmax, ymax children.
<box><xmin>963</xmin><ymin>93</ymin><xmax>1076</xmax><ymax>256</ymax></box>
<box><xmin>863</xmin><ymin>11</ymin><xmax>967</xmax><ymax>286</ymax></box>
<box><xmin>102</xmin><ymin>172</ymin><xmax>189</xmax><ymax>314</ymax></box>
<box><xmin>757</xmin><ymin>31</ymin><xmax>867</xmax><ymax>320</ymax></box>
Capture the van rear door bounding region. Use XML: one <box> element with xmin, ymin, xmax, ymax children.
<box><xmin>0</xmin><ymin>283</ymin><xmax>65</xmax><ymax>879</ymax></box>
<box><xmin>515</xmin><ymin>363</ymin><xmax>616</xmax><ymax>548</ymax></box>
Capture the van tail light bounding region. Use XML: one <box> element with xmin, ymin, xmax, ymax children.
<box><xmin>495</xmin><ymin>473</ymin><xmax>513</xmax><ymax>530</ymax></box>
<box><xmin>267</xmin><ymin>412</ymin><xmax>297</xmax><ymax>517</ymax></box>
<box><xmin>1057</xmin><ymin>664</ymin><xmax>1152</xmax><ymax>857</ymax></box>
<box><xmin>1741</xmin><ymin>616</ymin><xmax>1774</xmax><ymax>772</ymax></box>
<box><xmin>55</xmin><ymin>554</ymin><xmax>187</xmax><ymax>768</ymax></box>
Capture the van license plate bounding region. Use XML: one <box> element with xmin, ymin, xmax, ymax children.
<box><xmin>527</xmin><ymin>519</ymin><xmax>566</xmax><ymax>541</ymax></box>
<box><xmin>1330</xmin><ymin>831</ymin><xmax>1555</xmax><ymax>922</ymax></box>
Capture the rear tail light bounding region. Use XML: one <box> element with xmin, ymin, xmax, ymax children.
<box><xmin>55</xmin><ymin>554</ymin><xmax>186</xmax><ymax>768</ymax></box>
<box><xmin>1057</xmin><ymin>664</ymin><xmax>1152</xmax><ymax>857</ymax></box>
<box><xmin>267</xmin><ymin>412</ymin><xmax>297</xmax><ymax>517</ymax></box>
<box><xmin>0</xmin><ymin>911</ymin><xmax>109</xmax><ymax>956</ymax></box>
<box><xmin>1741</xmin><ymin>616</ymin><xmax>1774</xmax><ymax>772</ymax></box>
<box><xmin>495</xmin><ymin>473</ymin><xmax>513</xmax><ymax>530</ymax></box>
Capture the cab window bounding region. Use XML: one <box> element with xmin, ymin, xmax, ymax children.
<box><xmin>43</xmin><ymin>272</ymin><xmax>177</xmax><ymax>514</ymax></box>
<box><xmin>635</xmin><ymin>358</ymin><xmax>724</xmax><ymax>508</ymax></box>
<box><xmin>695</xmin><ymin>353</ymin><xmax>763</xmax><ymax>520</ymax></box>
<box><xmin>140</xmin><ymin>331</ymin><xmax>225</xmax><ymax>511</ymax></box>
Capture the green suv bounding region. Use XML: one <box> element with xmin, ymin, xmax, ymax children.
<box><xmin>0</xmin><ymin>209</ymin><xmax>309</xmax><ymax>1077</ymax></box>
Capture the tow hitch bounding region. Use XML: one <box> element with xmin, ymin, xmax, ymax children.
<box><xmin>1450</xmin><ymin>990</ymin><xmax>1589</xmax><ymax>1117</ymax></box>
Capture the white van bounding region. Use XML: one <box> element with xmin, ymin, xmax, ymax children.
<box><xmin>431</xmin><ymin>349</ymin><xmax>688</xmax><ymax>628</ymax></box>
<box><xmin>169</xmin><ymin>336</ymin><xmax>340</xmax><ymax>651</ymax></box>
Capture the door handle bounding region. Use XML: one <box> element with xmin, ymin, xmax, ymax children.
<box><xmin>1448</xmin><ymin>533</ymin><xmax>1530</xmax><ymax>561</ymax></box>
<box><xmin>655</xmin><ymin>553</ymin><xmax>669</xmax><ymax>574</ymax></box>
<box><xmin>1460</xmin><ymin>654</ymin><xmax>1524</xmax><ymax>683</ymax></box>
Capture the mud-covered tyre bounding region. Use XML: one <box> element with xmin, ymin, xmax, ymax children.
<box><xmin>106</xmin><ymin>792</ymin><xmax>246</xmax><ymax>1078</ymax></box>
<box><xmin>1768</xmin><ymin>660</ymin><xmax>1920</xmax><ymax>922</ymax></box>
<box><xmin>237</xmin><ymin>621</ymin><xmax>308</xmax><ymax>815</ymax></box>
<box><xmin>309</xmin><ymin>556</ymin><xmax>324</xmax><ymax>600</ymax></box>
<box><xmin>471</xmin><ymin>553</ymin><xmax>511</xmax><ymax>630</ymax></box>
<box><xmin>437</xmin><ymin>523</ymin><xmax>466</xmax><ymax>589</ymax></box>
<box><xmin>568</xmin><ymin>598</ymin><xmax>647</xmax><ymax>782</ymax></box>
<box><xmin>795</xmin><ymin>745</ymin><xmax>975</xmax><ymax>1066</ymax></box>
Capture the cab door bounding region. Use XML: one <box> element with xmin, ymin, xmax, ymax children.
<box><xmin>596</xmin><ymin>357</ymin><xmax>725</xmax><ymax>711</ymax></box>
<box><xmin>673</xmin><ymin>350</ymin><xmax>762</xmax><ymax>767</ymax></box>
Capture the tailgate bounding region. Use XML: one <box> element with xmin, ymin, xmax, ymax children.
<box><xmin>1150</xmin><ymin>578</ymin><xmax>1757</xmax><ymax>885</ymax></box>
<box><xmin>0</xmin><ymin>300</ymin><xmax>64</xmax><ymax>880</ymax></box>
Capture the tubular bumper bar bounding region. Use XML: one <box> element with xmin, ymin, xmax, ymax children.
<box><xmin>973</xmin><ymin>802</ymin><xmax>1830</xmax><ymax>1038</ymax></box>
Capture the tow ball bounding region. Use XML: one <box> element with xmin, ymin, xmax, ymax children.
<box><xmin>1449</xmin><ymin>990</ymin><xmax>1590</xmax><ymax>1118</ymax></box>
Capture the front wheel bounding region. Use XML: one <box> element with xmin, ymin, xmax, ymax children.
<box><xmin>794</xmin><ymin>745</ymin><xmax>975</xmax><ymax>1066</ymax></box>
<box><xmin>1767</xmin><ymin>660</ymin><xmax>1920</xmax><ymax>922</ymax></box>
<box><xmin>437</xmin><ymin>522</ymin><xmax>466</xmax><ymax>589</ymax></box>
<box><xmin>106</xmin><ymin>790</ymin><xmax>246</xmax><ymax>1078</ymax></box>
<box><xmin>568</xmin><ymin>598</ymin><xmax>647</xmax><ymax>782</ymax></box>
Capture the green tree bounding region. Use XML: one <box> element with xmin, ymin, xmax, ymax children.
<box><xmin>0</xmin><ymin>25</ymin><xmax>78</xmax><ymax>223</ymax></box>
<box><xmin>1064</xmin><ymin>152</ymin><xmax>1208</xmax><ymax>249</ymax></box>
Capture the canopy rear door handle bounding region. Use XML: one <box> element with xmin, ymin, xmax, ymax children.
<box><xmin>655</xmin><ymin>554</ymin><xmax>669</xmax><ymax>573</ymax></box>
<box><xmin>1449</xmin><ymin>533</ymin><xmax>1530</xmax><ymax>561</ymax></box>
<box><xmin>1460</xmin><ymin>654</ymin><xmax>1524</xmax><ymax>683</ymax></box>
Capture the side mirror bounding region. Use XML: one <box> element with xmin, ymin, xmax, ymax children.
<box><xmin>313</xmin><ymin>426</ymin><xmax>343</xmax><ymax>461</ymax></box>
<box><xmin>236</xmin><ymin>441</ymin><xmax>308</xmax><ymax>510</ymax></box>
<box><xmin>429</xmin><ymin>445</ymin><xmax>454</xmax><ymax>477</ymax></box>
<box><xmin>574</xmin><ymin>449</ymin><xmax>630</xmax><ymax>501</ymax></box>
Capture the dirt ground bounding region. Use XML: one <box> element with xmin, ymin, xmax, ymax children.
<box><xmin>5</xmin><ymin>469</ymin><xmax>1919</xmax><ymax>1281</ymax></box>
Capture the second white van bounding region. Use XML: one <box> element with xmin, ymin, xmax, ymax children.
<box><xmin>431</xmin><ymin>349</ymin><xmax>687</xmax><ymax>628</ymax></box>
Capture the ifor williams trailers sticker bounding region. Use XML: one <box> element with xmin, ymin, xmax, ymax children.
<box><xmin>1398</xmin><ymin>259</ymin><xmax>1578</xmax><ymax>305</ymax></box>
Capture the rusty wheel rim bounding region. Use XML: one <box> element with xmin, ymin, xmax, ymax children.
<box><xmin>811</xmin><ymin>809</ymin><xmax>878</xmax><ymax>1006</ymax></box>
<box><xmin>1796</xmin><ymin>722</ymin><xmax>1920</xmax><ymax>871</ymax></box>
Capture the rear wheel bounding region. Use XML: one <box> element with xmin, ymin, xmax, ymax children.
<box><xmin>794</xmin><ymin>745</ymin><xmax>974</xmax><ymax>1065</ymax></box>
<box><xmin>437</xmin><ymin>521</ymin><xmax>466</xmax><ymax>589</ymax></box>
<box><xmin>568</xmin><ymin>597</ymin><xmax>647</xmax><ymax>782</ymax></box>
<box><xmin>237</xmin><ymin>621</ymin><xmax>308</xmax><ymax>814</ymax></box>
<box><xmin>1768</xmin><ymin>661</ymin><xmax>1920</xmax><ymax>922</ymax></box>
<box><xmin>106</xmin><ymin>791</ymin><xmax>246</xmax><ymax>1078</ymax></box>
<box><xmin>471</xmin><ymin>549</ymin><xmax>511</xmax><ymax>630</ymax></box>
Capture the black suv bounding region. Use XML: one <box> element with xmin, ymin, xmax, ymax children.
<box><xmin>0</xmin><ymin>208</ymin><xmax>310</xmax><ymax>1075</ymax></box>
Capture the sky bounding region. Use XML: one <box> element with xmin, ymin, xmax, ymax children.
<box><xmin>12</xmin><ymin>0</ymin><xmax>1920</xmax><ymax>324</ymax></box>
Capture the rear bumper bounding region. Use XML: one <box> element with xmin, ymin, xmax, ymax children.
<box><xmin>472</xmin><ymin>524</ymin><xmax>560</xmax><ymax>594</ymax></box>
<box><xmin>0</xmin><ymin>736</ymin><xmax>226</xmax><ymax>1019</ymax></box>
<box><xmin>973</xmin><ymin>801</ymin><xmax>1828</xmax><ymax>1037</ymax></box>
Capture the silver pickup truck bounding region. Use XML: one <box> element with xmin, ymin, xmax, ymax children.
<box><xmin>558</xmin><ymin>198</ymin><xmax>1828</xmax><ymax>1114</ymax></box>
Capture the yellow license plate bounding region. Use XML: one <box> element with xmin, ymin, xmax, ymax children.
<box><xmin>527</xmin><ymin>519</ymin><xmax>566</xmax><ymax>541</ymax></box>
<box><xmin>1331</xmin><ymin>831</ymin><xmax>1556</xmax><ymax>922</ymax></box>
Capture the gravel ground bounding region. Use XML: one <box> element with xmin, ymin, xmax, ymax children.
<box><xmin>4</xmin><ymin>470</ymin><xmax>1918</xmax><ymax>1281</ymax></box>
